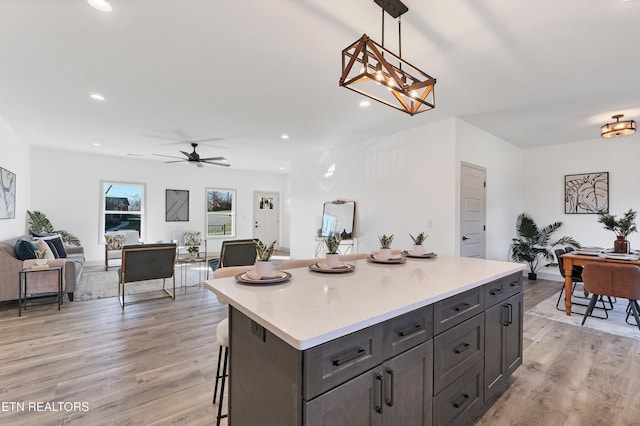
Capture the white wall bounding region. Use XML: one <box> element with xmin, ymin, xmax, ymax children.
<box><xmin>523</xmin><ymin>134</ymin><xmax>640</xmax><ymax>279</ymax></box>
<box><xmin>289</xmin><ymin>118</ymin><xmax>526</xmax><ymax>261</ymax></box>
<box><xmin>0</xmin><ymin>116</ymin><xmax>30</xmax><ymax>239</ymax></box>
<box><xmin>31</xmin><ymin>149</ymin><xmax>287</xmax><ymax>264</ymax></box>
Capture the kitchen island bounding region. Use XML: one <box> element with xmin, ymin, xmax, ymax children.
<box><xmin>205</xmin><ymin>255</ymin><xmax>525</xmax><ymax>425</ymax></box>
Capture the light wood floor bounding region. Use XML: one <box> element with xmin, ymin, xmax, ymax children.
<box><xmin>0</xmin><ymin>280</ymin><xmax>639</xmax><ymax>425</ymax></box>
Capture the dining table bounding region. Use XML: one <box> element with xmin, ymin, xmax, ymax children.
<box><xmin>560</xmin><ymin>251</ymin><xmax>640</xmax><ymax>315</ymax></box>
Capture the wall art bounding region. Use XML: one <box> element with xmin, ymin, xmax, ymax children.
<box><xmin>564</xmin><ymin>172</ymin><xmax>608</xmax><ymax>214</ymax></box>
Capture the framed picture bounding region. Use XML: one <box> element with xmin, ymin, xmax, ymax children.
<box><xmin>166</xmin><ymin>189</ymin><xmax>189</xmax><ymax>222</ymax></box>
<box><xmin>564</xmin><ymin>172</ymin><xmax>608</xmax><ymax>214</ymax></box>
<box><xmin>0</xmin><ymin>166</ymin><xmax>16</xmax><ymax>219</ymax></box>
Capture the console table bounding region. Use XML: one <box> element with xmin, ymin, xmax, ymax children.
<box><xmin>205</xmin><ymin>255</ymin><xmax>524</xmax><ymax>425</ymax></box>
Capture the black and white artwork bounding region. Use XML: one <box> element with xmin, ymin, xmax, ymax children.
<box><xmin>564</xmin><ymin>172</ymin><xmax>608</xmax><ymax>214</ymax></box>
<box><xmin>0</xmin><ymin>166</ymin><xmax>16</xmax><ymax>219</ymax></box>
<box><xmin>166</xmin><ymin>189</ymin><xmax>189</xmax><ymax>221</ymax></box>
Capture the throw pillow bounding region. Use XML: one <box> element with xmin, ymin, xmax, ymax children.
<box><xmin>32</xmin><ymin>231</ymin><xmax>56</xmax><ymax>238</ymax></box>
<box><xmin>105</xmin><ymin>233</ymin><xmax>126</xmax><ymax>250</ymax></box>
<box><xmin>14</xmin><ymin>239</ymin><xmax>39</xmax><ymax>260</ymax></box>
<box><xmin>45</xmin><ymin>240</ymin><xmax>61</xmax><ymax>258</ymax></box>
<box><xmin>33</xmin><ymin>239</ymin><xmax>56</xmax><ymax>260</ymax></box>
<box><xmin>184</xmin><ymin>231</ymin><xmax>201</xmax><ymax>246</ymax></box>
<box><xmin>36</xmin><ymin>234</ymin><xmax>68</xmax><ymax>258</ymax></box>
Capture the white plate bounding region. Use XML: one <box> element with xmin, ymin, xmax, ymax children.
<box><xmin>403</xmin><ymin>250</ymin><xmax>437</xmax><ymax>259</ymax></box>
<box><xmin>309</xmin><ymin>263</ymin><xmax>355</xmax><ymax>273</ymax></box>
<box><xmin>367</xmin><ymin>255</ymin><xmax>407</xmax><ymax>264</ymax></box>
<box><xmin>236</xmin><ymin>271</ymin><xmax>292</xmax><ymax>284</ymax></box>
<box><xmin>601</xmin><ymin>253</ymin><xmax>640</xmax><ymax>261</ymax></box>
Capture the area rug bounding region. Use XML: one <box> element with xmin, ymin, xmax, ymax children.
<box><xmin>76</xmin><ymin>263</ymin><xmax>211</xmax><ymax>301</ymax></box>
<box><xmin>528</xmin><ymin>283</ymin><xmax>640</xmax><ymax>340</ymax></box>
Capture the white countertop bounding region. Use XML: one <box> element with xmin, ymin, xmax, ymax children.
<box><xmin>204</xmin><ymin>255</ymin><xmax>524</xmax><ymax>350</ymax></box>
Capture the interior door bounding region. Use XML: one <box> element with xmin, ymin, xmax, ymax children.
<box><xmin>253</xmin><ymin>191</ymin><xmax>280</xmax><ymax>246</ymax></box>
<box><xmin>460</xmin><ymin>163</ymin><xmax>486</xmax><ymax>258</ymax></box>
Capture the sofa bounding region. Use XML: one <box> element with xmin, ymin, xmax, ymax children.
<box><xmin>0</xmin><ymin>235</ymin><xmax>85</xmax><ymax>302</ymax></box>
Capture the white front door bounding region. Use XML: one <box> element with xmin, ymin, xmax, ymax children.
<box><xmin>253</xmin><ymin>191</ymin><xmax>280</xmax><ymax>246</ymax></box>
<box><xmin>460</xmin><ymin>162</ymin><xmax>486</xmax><ymax>258</ymax></box>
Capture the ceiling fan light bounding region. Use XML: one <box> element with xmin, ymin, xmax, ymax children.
<box><xmin>601</xmin><ymin>114</ymin><xmax>636</xmax><ymax>138</ymax></box>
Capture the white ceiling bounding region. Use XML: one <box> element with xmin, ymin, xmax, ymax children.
<box><xmin>0</xmin><ymin>0</ymin><xmax>638</xmax><ymax>173</ymax></box>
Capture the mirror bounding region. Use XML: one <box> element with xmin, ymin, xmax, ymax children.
<box><xmin>320</xmin><ymin>200</ymin><xmax>356</xmax><ymax>239</ymax></box>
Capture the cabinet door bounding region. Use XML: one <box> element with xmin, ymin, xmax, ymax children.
<box><xmin>484</xmin><ymin>301</ymin><xmax>506</xmax><ymax>402</ymax></box>
<box><xmin>384</xmin><ymin>340</ymin><xmax>433</xmax><ymax>426</ymax></box>
<box><xmin>505</xmin><ymin>292</ymin><xmax>523</xmax><ymax>377</ymax></box>
<box><xmin>304</xmin><ymin>368</ymin><xmax>383</xmax><ymax>426</ymax></box>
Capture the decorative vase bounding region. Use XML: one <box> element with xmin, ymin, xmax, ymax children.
<box><xmin>255</xmin><ymin>260</ymin><xmax>274</xmax><ymax>278</ymax></box>
<box><xmin>614</xmin><ymin>236</ymin><xmax>630</xmax><ymax>254</ymax></box>
<box><xmin>379</xmin><ymin>248</ymin><xmax>392</xmax><ymax>259</ymax></box>
<box><xmin>528</xmin><ymin>272</ymin><xmax>537</xmax><ymax>280</ymax></box>
<box><xmin>325</xmin><ymin>253</ymin><xmax>340</xmax><ymax>267</ymax></box>
<box><xmin>412</xmin><ymin>244</ymin><xmax>425</xmax><ymax>254</ymax></box>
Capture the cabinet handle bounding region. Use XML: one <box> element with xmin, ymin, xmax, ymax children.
<box><xmin>489</xmin><ymin>288</ymin><xmax>503</xmax><ymax>296</ymax></box>
<box><xmin>398</xmin><ymin>324</ymin><xmax>423</xmax><ymax>337</ymax></box>
<box><xmin>332</xmin><ymin>348</ymin><xmax>366</xmax><ymax>366</ymax></box>
<box><xmin>453</xmin><ymin>342</ymin><xmax>471</xmax><ymax>354</ymax></box>
<box><xmin>502</xmin><ymin>304</ymin><xmax>510</xmax><ymax>326</ymax></box>
<box><xmin>452</xmin><ymin>393</ymin><xmax>470</xmax><ymax>409</ymax></box>
<box><xmin>508</xmin><ymin>303</ymin><xmax>513</xmax><ymax>325</ymax></box>
<box><xmin>454</xmin><ymin>302</ymin><xmax>470</xmax><ymax>312</ymax></box>
<box><xmin>509</xmin><ymin>280</ymin><xmax>520</xmax><ymax>287</ymax></box>
<box><xmin>375</xmin><ymin>373</ymin><xmax>384</xmax><ymax>414</ymax></box>
<box><xmin>385</xmin><ymin>368</ymin><xmax>394</xmax><ymax>407</ymax></box>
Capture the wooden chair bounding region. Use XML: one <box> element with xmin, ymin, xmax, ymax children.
<box><xmin>118</xmin><ymin>243</ymin><xmax>177</xmax><ymax>309</ymax></box>
<box><xmin>581</xmin><ymin>263</ymin><xmax>640</xmax><ymax>331</ymax></box>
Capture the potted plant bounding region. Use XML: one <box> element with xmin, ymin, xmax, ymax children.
<box><xmin>378</xmin><ymin>234</ymin><xmax>394</xmax><ymax>260</ymax></box>
<box><xmin>597</xmin><ymin>209</ymin><xmax>637</xmax><ymax>253</ymax></box>
<box><xmin>409</xmin><ymin>232</ymin><xmax>428</xmax><ymax>254</ymax></box>
<box><xmin>510</xmin><ymin>213</ymin><xmax>580</xmax><ymax>280</ymax></box>
<box><xmin>187</xmin><ymin>245</ymin><xmax>200</xmax><ymax>259</ymax></box>
<box><xmin>255</xmin><ymin>240</ymin><xmax>277</xmax><ymax>277</ymax></box>
<box><xmin>324</xmin><ymin>235</ymin><xmax>341</xmax><ymax>267</ymax></box>
<box><xmin>27</xmin><ymin>210</ymin><xmax>81</xmax><ymax>246</ymax></box>
<box><xmin>34</xmin><ymin>249</ymin><xmax>48</xmax><ymax>266</ymax></box>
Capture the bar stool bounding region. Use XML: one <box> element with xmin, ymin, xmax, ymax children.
<box><xmin>213</xmin><ymin>318</ymin><xmax>229</xmax><ymax>426</ymax></box>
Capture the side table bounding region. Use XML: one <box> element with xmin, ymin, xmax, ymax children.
<box><xmin>176</xmin><ymin>256</ymin><xmax>207</xmax><ymax>289</ymax></box>
<box><xmin>19</xmin><ymin>265</ymin><xmax>64</xmax><ymax>316</ymax></box>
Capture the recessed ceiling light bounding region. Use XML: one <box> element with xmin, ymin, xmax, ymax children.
<box><xmin>89</xmin><ymin>93</ymin><xmax>105</xmax><ymax>101</ymax></box>
<box><xmin>359</xmin><ymin>100</ymin><xmax>371</xmax><ymax>108</ymax></box>
<box><xmin>279</xmin><ymin>166</ymin><xmax>286</xmax><ymax>170</ymax></box>
<box><xmin>88</xmin><ymin>0</ymin><xmax>112</xmax><ymax>13</ymax></box>
<box><xmin>281</xmin><ymin>134</ymin><xmax>290</xmax><ymax>140</ymax></box>
<box><xmin>92</xmin><ymin>142</ymin><xmax>101</xmax><ymax>147</ymax></box>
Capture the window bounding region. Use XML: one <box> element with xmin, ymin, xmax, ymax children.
<box><xmin>206</xmin><ymin>188</ymin><xmax>235</xmax><ymax>237</ymax></box>
<box><xmin>102</xmin><ymin>181</ymin><xmax>145</xmax><ymax>237</ymax></box>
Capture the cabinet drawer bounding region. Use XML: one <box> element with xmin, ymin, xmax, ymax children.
<box><xmin>433</xmin><ymin>359</ymin><xmax>484</xmax><ymax>426</ymax></box>
<box><xmin>484</xmin><ymin>273</ymin><xmax>522</xmax><ymax>307</ymax></box>
<box><xmin>383</xmin><ymin>305</ymin><xmax>433</xmax><ymax>359</ymax></box>
<box><xmin>304</xmin><ymin>324</ymin><xmax>383</xmax><ymax>400</ymax></box>
<box><xmin>433</xmin><ymin>287</ymin><xmax>484</xmax><ymax>334</ymax></box>
<box><xmin>433</xmin><ymin>313</ymin><xmax>484</xmax><ymax>394</ymax></box>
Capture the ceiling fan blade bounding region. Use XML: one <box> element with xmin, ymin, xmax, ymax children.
<box><xmin>189</xmin><ymin>137</ymin><xmax>224</xmax><ymax>144</ymax></box>
<box><xmin>202</xmin><ymin>160</ymin><xmax>231</xmax><ymax>167</ymax></box>
<box><xmin>153</xmin><ymin>153</ymin><xmax>186</xmax><ymax>160</ymax></box>
<box><xmin>179</xmin><ymin>150</ymin><xmax>191</xmax><ymax>158</ymax></box>
<box><xmin>164</xmin><ymin>160</ymin><xmax>188</xmax><ymax>163</ymax></box>
<box><xmin>199</xmin><ymin>156</ymin><xmax>227</xmax><ymax>161</ymax></box>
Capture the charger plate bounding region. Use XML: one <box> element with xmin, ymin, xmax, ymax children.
<box><xmin>309</xmin><ymin>263</ymin><xmax>355</xmax><ymax>273</ymax></box>
<box><xmin>366</xmin><ymin>255</ymin><xmax>407</xmax><ymax>264</ymax></box>
<box><xmin>235</xmin><ymin>271</ymin><xmax>292</xmax><ymax>285</ymax></box>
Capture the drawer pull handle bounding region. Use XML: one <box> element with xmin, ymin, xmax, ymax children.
<box><xmin>398</xmin><ymin>324</ymin><xmax>423</xmax><ymax>337</ymax></box>
<box><xmin>454</xmin><ymin>302</ymin><xmax>470</xmax><ymax>312</ymax></box>
<box><xmin>332</xmin><ymin>348</ymin><xmax>366</xmax><ymax>366</ymax></box>
<box><xmin>489</xmin><ymin>288</ymin><xmax>503</xmax><ymax>296</ymax></box>
<box><xmin>509</xmin><ymin>280</ymin><xmax>520</xmax><ymax>287</ymax></box>
<box><xmin>385</xmin><ymin>368</ymin><xmax>394</xmax><ymax>407</ymax></box>
<box><xmin>454</xmin><ymin>342</ymin><xmax>471</xmax><ymax>354</ymax></box>
<box><xmin>453</xmin><ymin>393</ymin><xmax>470</xmax><ymax>409</ymax></box>
<box><xmin>375</xmin><ymin>373</ymin><xmax>384</xmax><ymax>414</ymax></box>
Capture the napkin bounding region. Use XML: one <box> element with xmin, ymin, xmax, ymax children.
<box><xmin>246</xmin><ymin>270</ymin><xmax>283</xmax><ymax>280</ymax></box>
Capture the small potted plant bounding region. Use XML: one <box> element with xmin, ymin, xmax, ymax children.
<box><xmin>378</xmin><ymin>234</ymin><xmax>394</xmax><ymax>259</ymax></box>
<box><xmin>324</xmin><ymin>235</ymin><xmax>342</xmax><ymax>267</ymax></box>
<box><xmin>255</xmin><ymin>240</ymin><xmax>277</xmax><ymax>277</ymax></box>
<box><xmin>187</xmin><ymin>245</ymin><xmax>200</xmax><ymax>259</ymax></box>
<box><xmin>34</xmin><ymin>249</ymin><xmax>48</xmax><ymax>266</ymax></box>
<box><xmin>409</xmin><ymin>232</ymin><xmax>428</xmax><ymax>254</ymax></box>
<box><xmin>598</xmin><ymin>209</ymin><xmax>637</xmax><ymax>253</ymax></box>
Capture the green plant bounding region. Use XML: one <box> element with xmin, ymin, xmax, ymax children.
<box><xmin>187</xmin><ymin>246</ymin><xmax>199</xmax><ymax>254</ymax></box>
<box><xmin>510</xmin><ymin>213</ymin><xmax>580</xmax><ymax>275</ymax></box>
<box><xmin>378</xmin><ymin>234</ymin><xmax>394</xmax><ymax>249</ymax></box>
<box><xmin>26</xmin><ymin>210</ymin><xmax>81</xmax><ymax>246</ymax></box>
<box><xmin>410</xmin><ymin>232</ymin><xmax>428</xmax><ymax>245</ymax></box>
<box><xmin>256</xmin><ymin>240</ymin><xmax>277</xmax><ymax>261</ymax></box>
<box><xmin>35</xmin><ymin>249</ymin><xmax>47</xmax><ymax>259</ymax></box>
<box><xmin>597</xmin><ymin>209</ymin><xmax>637</xmax><ymax>237</ymax></box>
<box><xmin>324</xmin><ymin>235</ymin><xmax>341</xmax><ymax>254</ymax></box>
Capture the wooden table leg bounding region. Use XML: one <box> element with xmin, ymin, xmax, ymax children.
<box><xmin>563</xmin><ymin>257</ymin><xmax>574</xmax><ymax>316</ymax></box>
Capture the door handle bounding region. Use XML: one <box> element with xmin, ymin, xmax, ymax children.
<box><xmin>462</xmin><ymin>236</ymin><xmax>469</xmax><ymax>241</ymax></box>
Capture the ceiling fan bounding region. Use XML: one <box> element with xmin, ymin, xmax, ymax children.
<box><xmin>153</xmin><ymin>143</ymin><xmax>230</xmax><ymax>168</ymax></box>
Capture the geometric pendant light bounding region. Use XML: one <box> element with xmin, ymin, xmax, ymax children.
<box><xmin>601</xmin><ymin>114</ymin><xmax>636</xmax><ymax>138</ymax></box>
<box><xmin>339</xmin><ymin>0</ymin><xmax>436</xmax><ymax>116</ymax></box>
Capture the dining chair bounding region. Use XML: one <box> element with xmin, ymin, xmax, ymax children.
<box><xmin>212</xmin><ymin>318</ymin><xmax>229</xmax><ymax>426</ymax></box>
<box><xmin>581</xmin><ymin>263</ymin><xmax>640</xmax><ymax>332</ymax></box>
<box><xmin>338</xmin><ymin>253</ymin><xmax>369</xmax><ymax>261</ymax></box>
<box><xmin>281</xmin><ymin>258</ymin><xmax>317</xmax><ymax>269</ymax></box>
